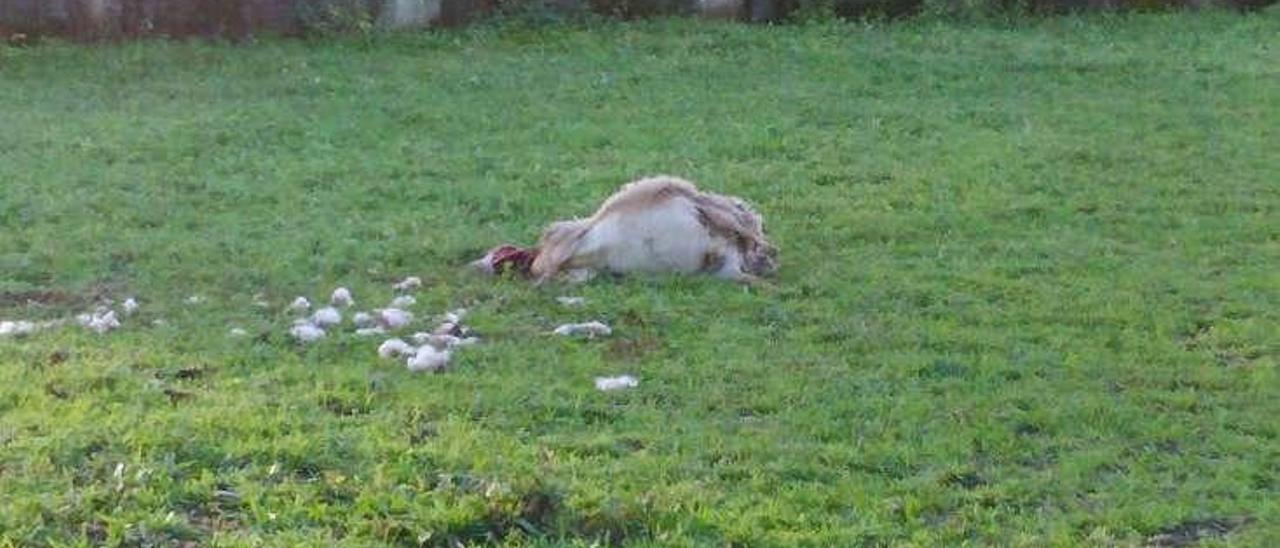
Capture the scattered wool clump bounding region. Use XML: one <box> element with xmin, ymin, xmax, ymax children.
<box><xmin>393</xmin><ymin>276</ymin><xmax>422</xmax><ymax>292</ymax></box>
<box><xmin>420</xmin><ymin>309</ymin><xmax>482</xmax><ymax>349</ymax></box>
<box><xmin>553</xmin><ymin>321</ymin><xmax>612</xmax><ymax>338</ymax></box>
<box><xmin>312</xmin><ymin>307</ymin><xmax>342</xmax><ymax>328</ymax></box>
<box><xmin>427</xmin><ymin>334</ymin><xmax>460</xmax><ymax>349</ymax></box>
<box><xmin>352</xmin><ymin>312</ymin><xmax>375</xmax><ymax>328</ymax></box>
<box><xmin>433</xmin><ymin>321</ymin><xmax>462</xmax><ymax>337</ymax></box>
<box><xmin>406</xmin><ymin>345</ymin><xmax>450</xmax><ymax>372</ymax></box>
<box><xmin>289</xmin><ymin>297</ymin><xmax>311</xmax><ymax>313</ymax></box>
<box><xmin>185</xmin><ymin>295</ymin><xmax>203</xmax><ymax>305</ymax></box>
<box><xmin>356</xmin><ymin>327</ymin><xmax>387</xmax><ymax>337</ymax></box>
<box><xmin>253</xmin><ymin>293</ymin><xmax>271</xmax><ymax>308</ymax></box>
<box><xmin>556</xmin><ymin>296</ymin><xmax>585</xmax><ymax>307</ymax></box>
<box><xmin>377</xmin><ymin>338</ymin><xmax>416</xmax><ymax>359</ymax></box>
<box><xmin>331</xmin><ymin>287</ymin><xmax>354</xmax><ymax>307</ymax></box>
<box><xmin>122</xmin><ymin>298</ymin><xmax>140</xmax><ymax>315</ymax></box>
<box><xmin>390</xmin><ymin>295</ymin><xmax>416</xmax><ymax>309</ymax></box>
<box><xmin>289</xmin><ymin>323</ymin><xmax>325</xmax><ymax>343</ymax></box>
<box><xmin>0</xmin><ymin>320</ymin><xmax>38</xmax><ymax>337</ymax></box>
<box><xmin>377</xmin><ymin>308</ymin><xmax>414</xmax><ymax>329</ymax></box>
<box><xmin>229</xmin><ymin>327</ymin><xmax>248</xmax><ymax>337</ymax></box>
<box><xmin>594</xmin><ymin>375</ymin><xmax>639</xmax><ymax>391</ymax></box>
<box><xmin>79</xmin><ymin>310</ymin><xmax>121</xmax><ymax>334</ymax></box>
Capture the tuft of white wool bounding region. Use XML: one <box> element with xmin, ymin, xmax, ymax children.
<box><xmin>415</xmin><ymin>333</ymin><xmax>479</xmax><ymax>350</ymax></box>
<box><xmin>355</xmin><ymin>327</ymin><xmax>387</xmax><ymax>337</ymax></box>
<box><xmin>330</xmin><ymin>287</ymin><xmax>354</xmax><ymax>307</ymax></box>
<box><xmin>422</xmin><ymin>334</ymin><xmax>460</xmax><ymax>350</ymax></box>
<box><xmin>393</xmin><ymin>276</ymin><xmax>422</xmax><ymax>292</ymax></box>
<box><xmin>312</xmin><ymin>307</ymin><xmax>342</xmax><ymax>328</ymax></box>
<box><xmin>390</xmin><ymin>295</ymin><xmax>416</xmax><ymax>309</ymax></box>
<box><xmin>406</xmin><ymin>345</ymin><xmax>450</xmax><ymax>372</ymax></box>
<box><xmin>594</xmin><ymin>375</ymin><xmax>639</xmax><ymax>391</ymax></box>
<box><xmin>556</xmin><ymin>296</ymin><xmax>586</xmax><ymax>307</ymax></box>
<box><xmin>377</xmin><ymin>308</ymin><xmax>413</xmax><ymax>329</ymax></box>
<box><xmin>84</xmin><ymin>310</ymin><xmax>121</xmax><ymax>334</ymax></box>
<box><xmin>553</xmin><ymin>321</ymin><xmax>612</xmax><ymax>338</ymax></box>
<box><xmin>352</xmin><ymin>312</ymin><xmax>375</xmax><ymax>328</ymax></box>
<box><xmin>432</xmin><ymin>321</ymin><xmax>460</xmax><ymax>337</ymax></box>
<box><xmin>288</xmin><ymin>297</ymin><xmax>311</xmax><ymax>313</ymax></box>
<box><xmin>377</xmin><ymin>338</ymin><xmax>416</xmax><ymax>359</ymax></box>
<box><xmin>122</xmin><ymin>298</ymin><xmax>140</xmax><ymax>315</ymax></box>
<box><xmin>289</xmin><ymin>323</ymin><xmax>325</xmax><ymax>343</ymax></box>
<box><xmin>445</xmin><ymin>308</ymin><xmax>467</xmax><ymax>323</ymax></box>
<box><xmin>229</xmin><ymin>327</ymin><xmax>248</xmax><ymax>337</ymax></box>
<box><xmin>252</xmin><ymin>293</ymin><xmax>271</xmax><ymax>308</ymax></box>
<box><xmin>185</xmin><ymin>295</ymin><xmax>203</xmax><ymax>305</ymax></box>
<box><xmin>0</xmin><ymin>320</ymin><xmax>39</xmax><ymax>337</ymax></box>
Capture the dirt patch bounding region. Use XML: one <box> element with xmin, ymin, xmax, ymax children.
<box><xmin>0</xmin><ymin>289</ymin><xmax>78</xmax><ymax>308</ymax></box>
<box><xmin>163</xmin><ymin>387</ymin><xmax>196</xmax><ymax>404</ymax></box>
<box><xmin>1146</xmin><ymin>516</ymin><xmax>1250</xmax><ymax>547</ymax></box>
<box><xmin>1</xmin><ymin>282</ymin><xmax>124</xmax><ymax>315</ymax></box>
<box><xmin>941</xmin><ymin>470</ymin><xmax>985</xmax><ymax>490</ymax></box>
<box><xmin>605</xmin><ymin>335</ymin><xmax>664</xmax><ymax>361</ymax></box>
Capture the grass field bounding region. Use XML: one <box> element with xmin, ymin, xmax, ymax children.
<box><xmin>2</xmin><ymin>11</ymin><xmax>1278</xmax><ymax>546</ymax></box>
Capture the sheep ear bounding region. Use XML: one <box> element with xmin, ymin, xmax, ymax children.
<box><xmin>531</xmin><ymin>220</ymin><xmax>588</xmax><ymax>280</ymax></box>
<box><xmin>695</xmin><ymin>198</ymin><xmax>765</xmax><ymax>248</ymax></box>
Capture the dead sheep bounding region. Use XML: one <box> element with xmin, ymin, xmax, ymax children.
<box><xmin>472</xmin><ymin>176</ymin><xmax>778</xmax><ymax>284</ymax></box>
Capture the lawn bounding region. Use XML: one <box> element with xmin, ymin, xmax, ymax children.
<box><xmin>1</xmin><ymin>11</ymin><xmax>1277</xmax><ymax>546</ymax></box>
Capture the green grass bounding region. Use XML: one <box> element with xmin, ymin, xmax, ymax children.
<box><xmin>1</xmin><ymin>11</ymin><xmax>1278</xmax><ymax>546</ymax></box>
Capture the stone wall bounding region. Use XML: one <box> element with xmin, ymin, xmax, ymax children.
<box><xmin>0</xmin><ymin>0</ymin><xmax>1272</xmax><ymax>41</ymax></box>
<box><xmin>0</xmin><ymin>0</ymin><xmax>449</xmax><ymax>39</ymax></box>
